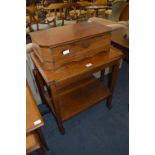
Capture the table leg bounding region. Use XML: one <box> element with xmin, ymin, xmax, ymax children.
<box><xmin>33</xmin><ymin>69</ymin><xmax>47</xmax><ymax>105</ymax></box>
<box><xmin>100</xmin><ymin>69</ymin><xmax>105</xmax><ymax>82</ymax></box>
<box><xmin>37</xmin><ymin>128</ymin><xmax>49</xmax><ymax>151</ymax></box>
<box><xmin>106</xmin><ymin>62</ymin><xmax>120</xmax><ymax>109</ymax></box>
<box><xmin>33</xmin><ymin>67</ymin><xmax>65</xmax><ymax>134</ymax></box>
<box><xmin>37</xmin><ymin>147</ymin><xmax>45</xmax><ymax>155</ymax></box>
<box><xmin>50</xmin><ymin>83</ymin><xmax>65</xmax><ymax>134</ymax></box>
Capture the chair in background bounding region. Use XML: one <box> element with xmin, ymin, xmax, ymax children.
<box><xmin>94</xmin><ymin>0</ymin><xmax>107</xmax><ymax>17</ymax></box>
<box><xmin>119</xmin><ymin>2</ymin><xmax>129</xmax><ymax>21</ymax></box>
<box><xmin>69</xmin><ymin>2</ymin><xmax>88</xmax><ymax>21</ymax></box>
<box><xmin>45</xmin><ymin>3</ymin><xmax>66</xmax><ymax>26</ymax></box>
<box><xmin>95</xmin><ymin>0</ymin><xmax>107</xmax><ymax>5</ymax></box>
<box><xmin>105</xmin><ymin>0</ymin><xmax>128</xmax><ymax>21</ymax></box>
<box><xmin>26</xmin><ymin>4</ymin><xmax>56</xmax><ymax>32</ymax></box>
<box><xmin>88</xmin><ymin>1</ymin><xmax>129</xmax><ymax>27</ymax></box>
<box><xmin>79</xmin><ymin>1</ymin><xmax>96</xmax><ymax>18</ymax></box>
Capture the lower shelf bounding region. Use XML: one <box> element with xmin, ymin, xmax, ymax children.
<box><xmin>26</xmin><ymin>132</ymin><xmax>40</xmax><ymax>154</ymax></box>
<box><xmin>59</xmin><ymin>76</ymin><xmax>111</xmax><ymax>121</ymax></box>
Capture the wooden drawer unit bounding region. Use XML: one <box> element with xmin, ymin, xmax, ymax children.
<box><xmin>30</xmin><ymin>22</ymin><xmax>111</xmax><ymax>71</ymax></box>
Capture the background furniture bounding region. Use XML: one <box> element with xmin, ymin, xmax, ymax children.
<box><xmin>86</xmin><ymin>5</ymin><xmax>108</xmax><ymax>16</ymax></box>
<box><xmin>44</xmin><ymin>3</ymin><xmax>66</xmax><ymax>26</ymax></box>
<box><xmin>26</xmin><ymin>4</ymin><xmax>56</xmax><ymax>32</ymax></box>
<box><xmin>26</xmin><ymin>82</ymin><xmax>48</xmax><ymax>154</ymax></box>
<box><xmin>27</xmin><ymin>43</ymin><xmax>42</xmax><ymax>105</ymax></box>
<box><xmin>111</xmin><ymin>28</ymin><xmax>129</xmax><ymax>62</ymax></box>
<box><xmin>119</xmin><ymin>2</ymin><xmax>129</xmax><ymax>21</ymax></box>
<box><xmin>106</xmin><ymin>0</ymin><xmax>128</xmax><ymax>21</ymax></box>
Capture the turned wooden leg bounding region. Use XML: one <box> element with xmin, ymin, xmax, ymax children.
<box><xmin>106</xmin><ymin>62</ymin><xmax>120</xmax><ymax>109</ymax></box>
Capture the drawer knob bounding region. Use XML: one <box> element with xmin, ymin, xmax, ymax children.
<box><xmin>62</xmin><ymin>49</ymin><xmax>70</xmax><ymax>55</ymax></box>
<box><xmin>85</xmin><ymin>63</ymin><xmax>93</xmax><ymax>68</ymax></box>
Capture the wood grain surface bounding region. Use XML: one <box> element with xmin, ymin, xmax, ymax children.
<box><xmin>26</xmin><ymin>82</ymin><xmax>44</xmax><ymax>134</ymax></box>
<box><xmin>30</xmin><ymin>22</ymin><xmax>111</xmax><ymax>48</ymax></box>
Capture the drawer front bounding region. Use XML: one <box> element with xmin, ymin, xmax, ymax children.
<box><xmin>38</xmin><ymin>33</ymin><xmax>111</xmax><ymax>70</ymax></box>
<box><xmin>52</xmin><ymin>33</ymin><xmax>110</xmax><ymax>61</ymax></box>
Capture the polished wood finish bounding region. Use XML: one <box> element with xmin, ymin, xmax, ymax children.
<box><xmin>30</xmin><ymin>22</ymin><xmax>111</xmax><ymax>71</ymax></box>
<box><xmin>30</xmin><ymin>22</ymin><xmax>111</xmax><ymax>47</ymax></box>
<box><xmin>26</xmin><ymin>83</ymin><xmax>44</xmax><ymax>133</ymax></box>
<box><xmin>31</xmin><ymin>47</ymin><xmax>122</xmax><ymax>85</ymax></box>
<box><xmin>33</xmin><ymin>34</ymin><xmax>111</xmax><ymax>70</ymax></box>
<box><xmin>31</xmin><ymin>46</ymin><xmax>123</xmax><ymax>134</ymax></box>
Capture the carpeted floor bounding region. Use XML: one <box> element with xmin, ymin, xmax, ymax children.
<box><xmin>31</xmin><ymin>61</ymin><xmax>129</xmax><ymax>155</ymax></box>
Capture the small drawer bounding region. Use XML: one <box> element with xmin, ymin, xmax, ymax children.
<box><xmin>34</xmin><ymin>33</ymin><xmax>111</xmax><ymax>71</ymax></box>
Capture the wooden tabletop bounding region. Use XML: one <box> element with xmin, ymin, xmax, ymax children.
<box><xmin>31</xmin><ymin>47</ymin><xmax>123</xmax><ymax>86</ymax></box>
<box><xmin>111</xmin><ymin>29</ymin><xmax>129</xmax><ymax>49</ymax></box>
<box><xmin>30</xmin><ymin>22</ymin><xmax>111</xmax><ymax>48</ymax></box>
<box><xmin>26</xmin><ymin>82</ymin><xmax>44</xmax><ymax>134</ymax></box>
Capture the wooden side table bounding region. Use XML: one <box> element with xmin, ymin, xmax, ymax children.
<box><xmin>31</xmin><ymin>47</ymin><xmax>123</xmax><ymax>134</ymax></box>
<box><xmin>26</xmin><ymin>82</ymin><xmax>48</xmax><ymax>154</ymax></box>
